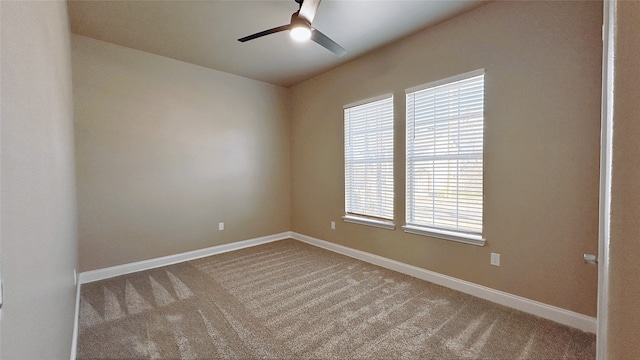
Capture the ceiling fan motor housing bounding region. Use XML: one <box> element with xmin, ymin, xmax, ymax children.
<box><xmin>291</xmin><ymin>12</ymin><xmax>311</xmax><ymax>30</ymax></box>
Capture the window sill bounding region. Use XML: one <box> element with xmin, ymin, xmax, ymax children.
<box><xmin>343</xmin><ymin>215</ymin><xmax>395</xmax><ymax>230</ymax></box>
<box><xmin>402</xmin><ymin>225</ymin><xmax>485</xmax><ymax>246</ymax></box>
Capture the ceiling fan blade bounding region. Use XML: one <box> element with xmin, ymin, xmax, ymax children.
<box><xmin>311</xmin><ymin>28</ymin><xmax>347</xmax><ymax>57</ymax></box>
<box><xmin>298</xmin><ymin>0</ymin><xmax>321</xmax><ymax>23</ymax></box>
<box><xmin>238</xmin><ymin>25</ymin><xmax>290</xmax><ymax>42</ymax></box>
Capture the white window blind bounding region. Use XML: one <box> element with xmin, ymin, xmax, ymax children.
<box><xmin>344</xmin><ymin>95</ymin><xmax>394</xmax><ymax>221</ymax></box>
<box><xmin>406</xmin><ymin>70</ymin><xmax>484</xmax><ymax>237</ymax></box>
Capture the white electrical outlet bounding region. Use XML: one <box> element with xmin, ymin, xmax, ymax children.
<box><xmin>74</xmin><ymin>269</ymin><xmax>77</xmax><ymax>285</ymax></box>
<box><xmin>490</xmin><ymin>253</ymin><xmax>501</xmax><ymax>266</ymax></box>
<box><xmin>331</xmin><ymin>221</ymin><xmax>336</xmax><ymax>230</ymax></box>
<box><xmin>218</xmin><ymin>222</ymin><xmax>224</xmax><ymax>231</ymax></box>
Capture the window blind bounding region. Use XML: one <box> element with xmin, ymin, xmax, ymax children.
<box><xmin>406</xmin><ymin>71</ymin><xmax>484</xmax><ymax>235</ymax></box>
<box><xmin>344</xmin><ymin>96</ymin><xmax>394</xmax><ymax>221</ymax></box>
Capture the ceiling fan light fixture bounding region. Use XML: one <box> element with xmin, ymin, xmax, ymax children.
<box><xmin>290</xmin><ymin>15</ymin><xmax>311</xmax><ymax>42</ymax></box>
<box><xmin>290</xmin><ymin>26</ymin><xmax>311</xmax><ymax>42</ymax></box>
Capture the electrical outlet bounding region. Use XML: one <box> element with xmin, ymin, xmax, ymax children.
<box><xmin>331</xmin><ymin>221</ymin><xmax>336</xmax><ymax>230</ymax></box>
<box><xmin>74</xmin><ymin>269</ymin><xmax>77</xmax><ymax>286</ymax></box>
<box><xmin>490</xmin><ymin>253</ymin><xmax>501</xmax><ymax>266</ymax></box>
<box><xmin>218</xmin><ymin>222</ymin><xmax>224</xmax><ymax>231</ymax></box>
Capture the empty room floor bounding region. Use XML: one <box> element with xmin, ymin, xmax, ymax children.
<box><xmin>76</xmin><ymin>239</ymin><xmax>595</xmax><ymax>359</ymax></box>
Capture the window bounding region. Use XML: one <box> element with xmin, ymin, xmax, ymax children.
<box><xmin>343</xmin><ymin>95</ymin><xmax>394</xmax><ymax>229</ymax></box>
<box><xmin>404</xmin><ymin>70</ymin><xmax>485</xmax><ymax>245</ymax></box>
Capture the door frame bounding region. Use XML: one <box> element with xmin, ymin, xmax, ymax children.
<box><xmin>596</xmin><ymin>0</ymin><xmax>615</xmax><ymax>358</ymax></box>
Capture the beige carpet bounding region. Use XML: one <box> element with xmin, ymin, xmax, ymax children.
<box><xmin>77</xmin><ymin>239</ymin><xmax>595</xmax><ymax>359</ymax></box>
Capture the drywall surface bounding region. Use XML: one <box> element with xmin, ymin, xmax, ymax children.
<box><xmin>0</xmin><ymin>1</ymin><xmax>78</xmax><ymax>358</ymax></box>
<box><xmin>607</xmin><ymin>0</ymin><xmax>640</xmax><ymax>357</ymax></box>
<box><xmin>72</xmin><ymin>35</ymin><xmax>291</xmax><ymax>271</ymax></box>
<box><xmin>290</xmin><ymin>1</ymin><xmax>602</xmax><ymax>316</ymax></box>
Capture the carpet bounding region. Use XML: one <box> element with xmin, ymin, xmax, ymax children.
<box><xmin>77</xmin><ymin>239</ymin><xmax>596</xmax><ymax>359</ymax></box>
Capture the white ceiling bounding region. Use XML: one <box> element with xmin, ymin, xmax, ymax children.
<box><xmin>67</xmin><ymin>0</ymin><xmax>488</xmax><ymax>88</ymax></box>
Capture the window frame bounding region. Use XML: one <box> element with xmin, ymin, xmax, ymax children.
<box><xmin>403</xmin><ymin>69</ymin><xmax>486</xmax><ymax>246</ymax></box>
<box><xmin>343</xmin><ymin>94</ymin><xmax>395</xmax><ymax>230</ymax></box>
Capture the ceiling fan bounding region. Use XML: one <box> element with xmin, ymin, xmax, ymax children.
<box><xmin>238</xmin><ymin>0</ymin><xmax>347</xmax><ymax>57</ymax></box>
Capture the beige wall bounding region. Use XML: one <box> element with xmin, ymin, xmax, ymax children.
<box><xmin>290</xmin><ymin>1</ymin><xmax>602</xmax><ymax>316</ymax></box>
<box><xmin>72</xmin><ymin>35</ymin><xmax>291</xmax><ymax>271</ymax></box>
<box><xmin>607</xmin><ymin>0</ymin><xmax>640</xmax><ymax>357</ymax></box>
<box><xmin>0</xmin><ymin>1</ymin><xmax>78</xmax><ymax>358</ymax></box>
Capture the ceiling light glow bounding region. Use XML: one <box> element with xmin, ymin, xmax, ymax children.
<box><xmin>290</xmin><ymin>26</ymin><xmax>311</xmax><ymax>42</ymax></box>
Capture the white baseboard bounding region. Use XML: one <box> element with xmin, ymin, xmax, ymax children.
<box><xmin>78</xmin><ymin>232</ymin><xmax>290</xmax><ymax>284</ymax></box>
<box><xmin>74</xmin><ymin>230</ymin><xmax>596</xmax><ymax>336</ymax></box>
<box><xmin>290</xmin><ymin>231</ymin><xmax>597</xmax><ymax>334</ymax></box>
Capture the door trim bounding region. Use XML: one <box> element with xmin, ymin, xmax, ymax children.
<box><xmin>597</xmin><ymin>0</ymin><xmax>615</xmax><ymax>358</ymax></box>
